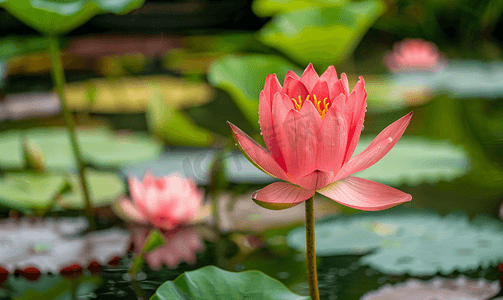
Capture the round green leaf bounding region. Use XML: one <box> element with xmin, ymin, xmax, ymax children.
<box><xmin>353</xmin><ymin>136</ymin><xmax>470</xmax><ymax>186</ymax></box>
<box><xmin>0</xmin><ymin>173</ymin><xmax>70</xmax><ymax>213</ymax></box>
<box><xmin>151</xmin><ymin>265</ymin><xmax>310</xmax><ymax>300</ymax></box>
<box><xmin>57</xmin><ymin>170</ymin><xmax>125</xmax><ymax>209</ymax></box>
<box><xmin>257</xmin><ymin>0</ymin><xmax>386</xmax><ymax>67</ymax></box>
<box><xmin>0</xmin><ymin>127</ymin><xmax>163</xmax><ymax>170</ymax></box>
<box><xmin>0</xmin><ymin>0</ymin><xmax>145</xmax><ymax>35</ymax></box>
<box><xmin>287</xmin><ymin>208</ymin><xmax>503</xmax><ymax>275</ymax></box>
<box><xmin>208</xmin><ymin>54</ymin><xmax>302</xmax><ymax>131</ymax></box>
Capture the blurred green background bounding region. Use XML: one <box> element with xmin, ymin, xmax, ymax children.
<box><xmin>0</xmin><ymin>0</ymin><xmax>502</xmax><ymax>299</ymax></box>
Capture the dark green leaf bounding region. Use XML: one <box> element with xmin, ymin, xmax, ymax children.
<box><xmin>151</xmin><ymin>265</ymin><xmax>310</xmax><ymax>300</ymax></box>
<box><xmin>258</xmin><ymin>0</ymin><xmax>386</xmax><ymax>67</ymax></box>
<box><xmin>0</xmin><ymin>0</ymin><xmax>145</xmax><ymax>34</ymax></box>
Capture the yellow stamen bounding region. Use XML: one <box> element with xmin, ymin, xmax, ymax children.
<box><xmin>291</xmin><ymin>94</ymin><xmax>329</xmax><ymax>119</ymax></box>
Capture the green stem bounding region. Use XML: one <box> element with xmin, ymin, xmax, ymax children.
<box><xmin>48</xmin><ymin>35</ymin><xmax>95</xmax><ymax>229</ymax></box>
<box><xmin>305</xmin><ymin>196</ymin><xmax>319</xmax><ymax>300</ymax></box>
<box><xmin>131</xmin><ymin>278</ymin><xmax>146</xmax><ymax>300</ymax></box>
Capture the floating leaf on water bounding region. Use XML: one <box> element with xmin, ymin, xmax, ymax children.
<box><xmin>150</xmin><ymin>265</ymin><xmax>309</xmax><ymax>300</ymax></box>
<box><xmin>287</xmin><ymin>207</ymin><xmax>503</xmax><ymax>275</ymax></box>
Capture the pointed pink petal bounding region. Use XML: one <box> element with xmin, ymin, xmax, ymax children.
<box><xmin>300</xmin><ymin>63</ymin><xmax>320</xmax><ymax>93</ymax></box>
<box><xmin>329</xmin><ymin>93</ymin><xmax>346</xmax><ymax>113</ymax></box>
<box><xmin>317</xmin><ymin>176</ymin><xmax>411</xmax><ymax>211</ymax></box>
<box><xmin>285</xmin><ymin>69</ymin><xmax>300</xmax><ymax>81</ymax></box>
<box><xmin>319</xmin><ymin>65</ymin><xmax>338</xmax><ymax>88</ymax></box>
<box><xmin>294</xmin><ymin>169</ymin><xmax>334</xmax><ymax>190</ymax></box>
<box><xmin>289</xmin><ymin>80</ymin><xmax>310</xmax><ymax>101</ymax></box>
<box><xmin>251</xmin><ymin>182</ymin><xmax>315</xmax><ymax>210</ymax></box>
<box><xmin>228</xmin><ymin>122</ymin><xmax>290</xmax><ymax>182</ymax></box>
<box><xmin>311</xmin><ymin>80</ymin><xmax>330</xmax><ymax>104</ymax></box>
<box><xmin>263</xmin><ymin>92</ymin><xmax>291</xmax><ymax>171</ymax></box>
<box><xmin>340</xmin><ymin>73</ymin><xmax>350</xmax><ymax>97</ymax></box>
<box><xmin>119</xmin><ymin>197</ymin><xmax>149</xmax><ymax>224</ymax></box>
<box><xmin>316</xmin><ymin>103</ymin><xmax>348</xmax><ymax>173</ymax></box>
<box><xmin>343</xmin><ymin>77</ymin><xmax>367</xmax><ymax>164</ymax></box>
<box><xmin>282</xmin><ymin>75</ymin><xmax>299</xmax><ymax>95</ymax></box>
<box><xmin>279</xmin><ymin>101</ymin><xmax>321</xmax><ymax>178</ymax></box>
<box><xmin>335</xmin><ymin>112</ymin><xmax>413</xmax><ymax>181</ymax></box>
<box><xmin>264</xmin><ymin>74</ymin><xmax>282</xmax><ymax>102</ymax></box>
<box><xmin>272</xmin><ymin>92</ymin><xmax>294</xmax><ymax>125</ymax></box>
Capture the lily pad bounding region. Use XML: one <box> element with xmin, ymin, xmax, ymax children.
<box><xmin>287</xmin><ymin>208</ymin><xmax>503</xmax><ymax>275</ymax></box>
<box><xmin>252</xmin><ymin>0</ymin><xmax>348</xmax><ymax>17</ymax></box>
<box><xmin>0</xmin><ymin>173</ymin><xmax>70</xmax><ymax>214</ymax></box>
<box><xmin>0</xmin><ymin>0</ymin><xmax>145</xmax><ymax>35</ymax></box>
<box><xmin>361</xmin><ymin>276</ymin><xmax>500</xmax><ymax>300</ymax></box>
<box><xmin>64</xmin><ymin>75</ymin><xmax>215</xmax><ymax>114</ymax></box>
<box><xmin>208</xmin><ymin>54</ymin><xmax>301</xmax><ymax>130</ymax></box>
<box><xmin>257</xmin><ymin>0</ymin><xmax>386</xmax><ymax>67</ymax></box>
<box><xmin>150</xmin><ymin>265</ymin><xmax>309</xmax><ymax>300</ymax></box>
<box><xmin>0</xmin><ymin>127</ymin><xmax>163</xmax><ymax>170</ymax></box>
<box><xmin>56</xmin><ymin>170</ymin><xmax>125</xmax><ymax>209</ymax></box>
<box><xmin>353</xmin><ymin>136</ymin><xmax>471</xmax><ymax>186</ymax></box>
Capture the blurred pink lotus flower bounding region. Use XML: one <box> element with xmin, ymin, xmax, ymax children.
<box><xmin>119</xmin><ymin>172</ymin><xmax>205</xmax><ymax>230</ymax></box>
<box><xmin>384</xmin><ymin>38</ymin><xmax>446</xmax><ymax>73</ymax></box>
<box><xmin>131</xmin><ymin>225</ymin><xmax>204</xmax><ymax>270</ymax></box>
<box><xmin>228</xmin><ymin>64</ymin><xmax>412</xmax><ymax>211</ymax></box>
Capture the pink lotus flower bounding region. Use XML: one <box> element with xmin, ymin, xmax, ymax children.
<box><xmin>131</xmin><ymin>225</ymin><xmax>204</xmax><ymax>270</ymax></box>
<box><xmin>228</xmin><ymin>64</ymin><xmax>413</xmax><ymax>211</ymax></box>
<box><xmin>384</xmin><ymin>38</ymin><xmax>446</xmax><ymax>73</ymax></box>
<box><xmin>119</xmin><ymin>173</ymin><xmax>204</xmax><ymax>230</ymax></box>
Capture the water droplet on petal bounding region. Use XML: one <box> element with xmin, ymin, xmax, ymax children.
<box><xmin>388</xmin><ymin>137</ymin><xmax>393</xmax><ymax>142</ymax></box>
<box><xmin>361</xmin><ymin>125</ymin><xmax>365</xmax><ymax>131</ymax></box>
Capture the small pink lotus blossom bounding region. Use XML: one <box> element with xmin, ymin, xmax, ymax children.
<box><xmin>228</xmin><ymin>64</ymin><xmax>413</xmax><ymax>211</ymax></box>
<box><xmin>131</xmin><ymin>225</ymin><xmax>204</xmax><ymax>270</ymax></box>
<box><xmin>384</xmin><ymin>38</ymin><xmax>446</xmax><ymax>73</ymax></box>
<box><xmin>119</xmin><ymin>173</ymin><xmax>204</xmax><ymax>230</ymax></box>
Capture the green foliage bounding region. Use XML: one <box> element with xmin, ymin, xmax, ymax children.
<box><xmin>0</xmin><ymin>127</ymin><xmax>163</xmax><ymax>170</ymax></box>
<box><xmin>0</xmin><ymin>170</ymin><xmax>125</xmax><ymax>212</ymax></box>
<box><xmin>287</xmin><ymin>207</ymin><xmax>503</xmax><ymax>275</ymax></box>
<box><xmin>252</xmin><ymin>0</ymin><xmax>347</xmax><ymax>17</ymax></box>
<box><xmin>208</xmin><ymin>54</ymin><xmax>301</xmax><ymax>130</ymax></box>
<box><xmin>257</xmin><ymin>0</ymin><xmax>386</xmax><ymax>67</ymax></box>
<box><xmin>0</xmin><ymin>36</ymin><xmax>50</xmax><ymax>60</ymax></box>
<box><xmin>0</xmin><ymin>173</ymin><xmax>70</xmax><ymax>214</ymax></box>
<box><xmin>151</xmin><ymin>266</ymin><xmax>310</xmax><ymax>300</ymax></box>
<box><xmin>56</xmin><ymin>170</ymin><xmax>125</xmax><ymax>209</ymax></box>
<box><xmin>0</xmin><ymin>0</ymin><xmax>145</xmax><ymax>35</ymax></box>
<box><xmin>146</xmin><ymin>85</ymin><xmax>215</xmax><ymax>147</ymax></box>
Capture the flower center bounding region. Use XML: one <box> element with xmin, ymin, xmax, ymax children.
<box><xmin>291</xmin><ymin>94</ymin><xmax>330</xmax><ymax>119</ymax></box>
